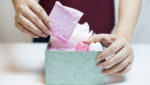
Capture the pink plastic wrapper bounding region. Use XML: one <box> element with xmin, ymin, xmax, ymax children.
<box><xmin>49</xmin><ymin>1</ymin><xmax>83</xmax><ymax>43</ymax></box>
<box><xmin>75</xmin><ymin>42</ymin><xmax>90</xmax><ymax>51</ymax></box>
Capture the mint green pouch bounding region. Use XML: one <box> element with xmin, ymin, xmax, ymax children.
<box><xmin>45</xmin><ymin>43</ymin><xmax>105</xmax><ymax>85</ymax></box>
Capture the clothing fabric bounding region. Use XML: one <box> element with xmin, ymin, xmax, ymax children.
<box><xmin>39</xmin><ymin>0</ymin><xmax>115</xmax><ymax>33</ymax></box>
<box><xmin>33</xmin><ymin>0</ymin><xmax>115</xmax><ymax>42</ymax></box>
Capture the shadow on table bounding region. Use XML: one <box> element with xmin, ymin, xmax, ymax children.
<box><xmin>105</xmin><ymin>75</ymin><xmax>126</xmax><ymax>84</ymax></box>
<box><xmin>7</xmin><ymin>63</ymin><xmax>46</xmax><ymax>84</ymax></box>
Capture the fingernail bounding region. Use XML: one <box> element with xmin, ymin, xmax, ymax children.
<box><xmin>42</xmin><ymin>34</ymin><xmax>47</xmax><ymax>37</ymax></box>
<box><xmin>47</xmin><ymin>31</ymin><xmax>51</xmax><ymax>35</ymax></box>
<box><xmin>97</xmin><ymin>64</ymin><xmax>101</xmax><ymax>68</ymax></box>
<box><xmin>102</xmin><ymin>72</ymin><xmax>107</xmax><ymax>74</ymax></box>
<box><xmin>34</xmin><ymin>36</ymin><xmax>39</xmax><ymax>38</ymax></box>
<box><xmin>48</xmin><ymin>22</ymin><xmax>51</xmax><ymax>28</ymax></box>
<box><xmin>83</xmin><ymin>41</ymin><xmax>90</xmax><ymax>45</ymax></box>
<box><xmin>96</xmin><ymin>57</ymin><xmax>101</xmax><ymax>62</ymax></box>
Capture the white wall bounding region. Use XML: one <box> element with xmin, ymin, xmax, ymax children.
<box><xmin>132</xmin><ymin>0</ymin><xmax>150</xmax><ymax>44</ymax></box>
<box><xmin>0</xmin><ymin>0</ymin><xmax>32</xmax><ymax>43</ymax></box>
<box><xmin>114</xmin><ymin>0</ymin><xmax>150</xmax><ymax>44</ymax></box>
<box><xmin>0</xmin><ymin>0</ymin><xmax>150</xmax><ymax>43</ymax></box>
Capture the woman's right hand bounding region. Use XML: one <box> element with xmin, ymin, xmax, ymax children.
<box><xmin>14</xmin><ymin>0</ymin><xmax>51</xmax><ymax>38</ymax></box>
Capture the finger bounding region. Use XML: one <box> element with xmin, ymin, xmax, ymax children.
<box><xmin>101</xmin><ymin>36</ymin><xmax>114</xmax><ymax>47</ymax></box>
<box><xmin>96</xmin><ymin>38</ymin><xmax>126</xmax><ymax>62</ymax></box>
<box><xmin>113</xmin><ymin>62</ymin><xmax>133</xmax><ymax>75</ymax></box>
<box><xmin>102</xmin><ymin>54</ymin><xmax>133</xmax><ymax>74</ymax></box>
<box><xmin>98</xmin><ymin>46</ymin><xmax>132</xmax><ymax>68</ymax></box>
<box><xmin>87</xmin><ymin>34</ymin><xmax>116</xmax><ymax>43</ymax></box>
<box><xmin>87</xmin><ymin>34</ymin><xmax>106</xmax><ymax>43</ymax></box>
<box><xmin>29</xmin><ymin>0</ymin><xmax>51</xmax><ymax>29</ymax></box>
<box><xmin>22</xmin><ymin>7</ymin><xmax>51</xmax><ymax>36</ymax></box>
<box><xmin>15</xmin><ymin>22</ymin><xmax>38</xmax><ymax>38</ymax></box>
<box><xmin>101</xmin><ymin>40</ymin><xmax>113</xmax><ymax>47</ymax></box>
<box><xmin>17</xmin><ymin>14</ymin><xmax>46</xmax><ymax>37</ymax></box>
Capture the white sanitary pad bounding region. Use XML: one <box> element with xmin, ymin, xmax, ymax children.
<box><xmin>89</xmin><ymin>42</ymin><xmax>103</xmax><ymax>51</ymax></box>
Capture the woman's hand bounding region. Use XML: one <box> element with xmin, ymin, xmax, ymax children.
<box><xmin>87</xmin><ymin>34</ymin><xmax>134</xmax><ymax>75</ymax></box>
<box><xmin>14</xmin><ymin>0</ymin><xmax>51</xmax><ymax>38</ymax></box>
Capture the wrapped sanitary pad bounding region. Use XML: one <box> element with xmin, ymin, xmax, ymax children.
<box><xmin>75</xmin><ymin>42</ymin><xmax>90</xmax><ymax>51</ymax></box>
<box><xmin>75</xmin><ymin>42</ymin><xmax>103</xmax><ymax>51</ymax></box>
<box><xmin>49</xmin><ymin>1</ymin><xmax>83</xmax><ymax>43</ymax></box>
<box><xmin>89</xmin><ymin>42</ymin><xmax>103</xmax><ymax>51</ymax></box>
<box><xmin>50</xmin><ymin>22</ymin><xmax>93</xmax><ymax>48</ymax></box>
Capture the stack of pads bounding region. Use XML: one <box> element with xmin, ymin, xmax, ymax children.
<box><xmin>48</xmin><ymin>1</ymin><xmax>103</xmax><ymax>52</ymax></box>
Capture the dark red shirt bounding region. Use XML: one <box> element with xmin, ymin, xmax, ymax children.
<box><xmin>39</xmin><ymin>0</ymin><xmax>115</xmax><ymax>34</ymax></box>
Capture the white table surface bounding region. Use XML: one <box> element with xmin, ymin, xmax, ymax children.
<box><xmin>0</xmin><ymin>43</ymin><xmax>150</xmax><ymax>85</ymax></box>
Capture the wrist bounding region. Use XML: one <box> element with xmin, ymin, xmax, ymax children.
<box><xmin>114</xmin><ymin>28</ymin><xmax>132</xmax><ymax>42</ymax></box>
<box><xmin>12</xmin><ymin>0</ymin><xmax>28</xmax><ymax>11</ymax></box>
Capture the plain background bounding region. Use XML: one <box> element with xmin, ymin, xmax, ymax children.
<box><xmin>0</xmin><ymin>0</ymin><xmax>150</xmax><ymax>43</ymax></box>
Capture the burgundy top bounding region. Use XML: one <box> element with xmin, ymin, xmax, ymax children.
<box><xmin>39</xmin><ymin>0</ymin><xmax>115</xmax><ymax>34</ymax></box>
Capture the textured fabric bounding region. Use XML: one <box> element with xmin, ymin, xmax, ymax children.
<box><xmin>39</xmin><ymin>0</ymin><xmax>115</xmax><ymax>34</ymax></box>
<box><xmin>45</xmin><ymin>51</ymin><xmax>105</xmax><ymax>85</ymax></box>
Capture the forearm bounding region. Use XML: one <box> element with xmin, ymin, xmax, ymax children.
<box><xmin>12</xmin><ymin>0</ymin><xmax>38</xmax><ymax>11</ymax></box>
<box><xmin>12</xmin><ymin>0</ymin><xmax>27</xmax><ymax>11</ymax></box>
<box><xmin>114</xmin><ymin>0</ymin><xmax>142</xmax><ymax>42</ymax></box>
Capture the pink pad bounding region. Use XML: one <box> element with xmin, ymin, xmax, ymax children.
<box><xmin>49</xmin><ymin>1</ymin><xmax>83</xmax><ymax>43</ymax></box>
<box><xmin>75</xmin><ymin>42</ymin><xmax>90</xmax><ymax>51</ymax></box>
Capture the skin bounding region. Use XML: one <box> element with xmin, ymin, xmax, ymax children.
<box><xmin>87</xmin><ymin>0</ymin><xmax>142</xmax><ymax>75</ymax></box>
<box><xmin>12</xmin><ymin>0</ymin><xmax>51</xmax><ymax>38</ymax></box>
<box><xmin>12</xmin><ymin>0</ymin><xmax>142</xmax><ymax>75</ymax></box>
<box><xmin>86</xmin><ymin>34</ymin><xmax>134</xmax><ymax>75</ymax></box>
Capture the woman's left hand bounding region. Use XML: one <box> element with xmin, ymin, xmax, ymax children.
<box><xmin>87</xmin><ymin>34</ymin><xmax>134</xmax><ymax>75</ymax></box>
